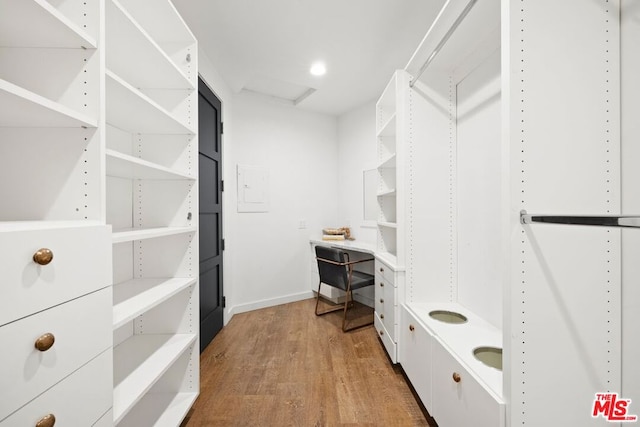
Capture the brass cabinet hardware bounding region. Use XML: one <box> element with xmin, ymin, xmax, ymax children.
<box><xmin>36</xmin><ymin>414</ymin><xmax>56</xmax><ymax>427</ymax></box>
<box><xmin>379</xmin><ymin>267</ymin><xmax>384</xmax><ymax>273</ymax></box>
<box><xmin>379</xmin><ymin>298</ymin><xmax>384</xmax><ymax>303</ymax></box>
<box><xmin>34</xmin><ymin>333</ymin><xmax>55</xmax><ymax>351</ymax></box>
<box><xmin>379</xmin><ymin>282</ymin><xmax>384</xmax><ymax>287</ymax></box>
<box><xmin>409</xmin><ymin>324</ymin><xmax>415</xmax><ymax>331</ymax></box>
<box><xmin>379</xmin><ymin>330</ymin><xmax>384</xmax><ymax>336</ymax></box>
<box><xmin>380</xmin><ymin>314</ymin><xmax>385</xmax><ymax>319</ymax></box>
<box><xmin>33</xmin><ymin>248</ymin><xmax>53</xmax><ymax>265</ymax></box>
<box><xmin>452</xmin><ymin>372</ymin><xmax>461</xmax><ymax>383</ymax></box>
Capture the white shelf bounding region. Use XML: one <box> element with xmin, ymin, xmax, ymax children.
<box><xmin>113</xmin><ymin>334</ymin><xmax>197</xmax><ymax>424</ymax></box>
<box><xmin>377</xmin><ymin>189</ymin><xmax>397</xmax><ymax>198</ymax></box>
<box><xmin>106</xmin><ymin>149</ymin><xmax>195</xmax><ymax>181</ymax></box>
<box><xmin>0</xmin><ymin>0</ymin><xmax>97</xmax><ymax>48</ymax></box>
<box><xmin>112</xmin><ymin>226</ymin><xmax>197</xmax><ymax>243</ymax></box>
<box><xmin>378</xmin><ymin>154</ymin><xmax>397</xmax><ymax>169</ymax></box>
<box><xmin>0</xmin><ymin>79</ymin><xmax>97</xmax><ymax>127</ymax></box>
<box><xmin>378</xmin><ymin>221</ymin><xmax>398</xmax><ymax>229</ymax></box>
<box><xmin>117</xmin><ymin>392</ymin><xmax>198</xmax><ymax>427</ymax></box>
<box><xmin>106</xmin><ymin>0</ymin><xmax>193</xmax><ymax>90</ymax></box>
<box><xmin>405</xmin><ymin>0</ymin><xmax>500</xmax><ymax>78</ymax></box>
<box><xmin>116</xmin><ymin>0</ymin><xmax>196</xmax><ymax>45</ymax></box>
<box><xmin>377</xmin><ymin>113</ymin><xmax>397</xmax><ymax>137</ymax></box>
<box><xmin>106</xmin><ymin>70</ymin><xmax>195</xmax><ymax>135</ymax></box>
<box><xmin>113</xmin><ymin>278</ymin><xmax>197</xmax><ymax>329</ymax></box>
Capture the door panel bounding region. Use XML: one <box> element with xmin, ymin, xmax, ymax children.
<box><xmin>198</xmin><ymin>76</ymin><xmax>223</xmax><ymax>352</ymax></box>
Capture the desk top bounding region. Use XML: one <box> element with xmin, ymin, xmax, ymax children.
<box><xmin>310</xmin><ymin>237</ymin><xmax>404</xmax><ymax>270</ymax></box>
<box><xmin>309</xmin><ymin>237</ymin><xmax>376</xmax><ymax>254</ymax></box>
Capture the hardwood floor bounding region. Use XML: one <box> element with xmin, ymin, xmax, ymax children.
<box><xmin>181</xmin><ymin>298</ymin><xmax>436</xmax><ymax>426</ymax></box>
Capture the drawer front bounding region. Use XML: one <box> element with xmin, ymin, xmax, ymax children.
<box><xmin>0</xmin><ymin>349</ymin><xmax>112</xmax><ymax>427</ymax></box>
<box><xmin>431</xmin><ymin>339</ymin><xmax>504</xmax><ymax>427</ymax></box>
<box><xmin>376</xmin><ymin>280</ymin><xmax>397</xmax><ymax>338</ymax></box>
<box><xmin>0</xmin><ymin>287</ymin><xmax>112</xmax><ymax>421</ymax></box>
<box><xmin>0</xmin><ymin>225</ymin><xmax>112</xmax><ymax>326</ymax></box>
<box><xmin>375</xmin><ymin>260</ymin><xmax>395</xmax><ymax>285</ymax></box>
<box><xmin>93</xmin><ymin>409</ymin><xmax>114</xmax><ymax>427</ymax></box>
<box><xmin>375</xmin><ymin>312</ymin><xmax>397</xmax><ymax>363</ymax></box>
<box><xmin>399</xmin><ymin>305</ymin><xmax>433</xmax><ymax>411</ymax></box>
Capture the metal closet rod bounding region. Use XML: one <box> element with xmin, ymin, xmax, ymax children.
<box><xmin>409</xmin><ymin>0</ymin><xmax>479</xmax><ymax>88</ymax></box>
<box><xmin>520</xmin><ymin>210</ymin><xmax>640</xmax><ymax>228</ymax></box>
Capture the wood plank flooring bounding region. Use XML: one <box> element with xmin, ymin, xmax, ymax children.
<box><xmin>181</xmin><ymin>298</ymin><xmax>436</xmax><ymax>426</ymax></box>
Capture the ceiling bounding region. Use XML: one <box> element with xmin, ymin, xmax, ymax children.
<box><xmin>172</xmin><ymin>0</ymin><xmax>445</xmax><ymax>116</ymax></box>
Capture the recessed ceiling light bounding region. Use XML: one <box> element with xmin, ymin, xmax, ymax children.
<box><xmin>310</xmin><ymin>62</ymin><xmax>326</xmax><ymax>76</ymax></box>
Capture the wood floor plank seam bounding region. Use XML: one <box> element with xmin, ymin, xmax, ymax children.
<box><xmin>181</xmin><ymin>298</ymin><xmax>435</xmax><ymax>426</ymax></box>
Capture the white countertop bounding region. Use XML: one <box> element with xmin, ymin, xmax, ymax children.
<box><xmin>310</xmin><ymin>236</ymin><xmax>376</xmax><ymax>254</ymax></box>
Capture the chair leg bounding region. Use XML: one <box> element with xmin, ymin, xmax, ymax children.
<box><xmin>341</xmin><ymin>286</ymin><xmax>374</xmax><ymax>332</ymax></box>
<box><xmin>315</xmin><ymin>281</ymin><xmax>343</xmax><ymax>316</ymax></box>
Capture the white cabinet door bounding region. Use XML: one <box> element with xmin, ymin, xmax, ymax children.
<box><xmin>431</xmin><ymin>338</ymin><xmax>504</xmax><ymax>427</ymax></box>
<box><xmin>399</xmin><ymin>305</ymin><xmax>433</xmax><ymax>411</ymax></box>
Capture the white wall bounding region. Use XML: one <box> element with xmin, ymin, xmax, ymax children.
<box><xmin>199</xmin><ymin>49</ymin><xmax>378</xmax><ymax>320</ymax></box>
<box><xmin>228</xmin><ymin>93</ymin><xmax>339</xmax><ymax>314</ymax></box>
<box><xmin>337</xmin><ymin>100</ymin><xmax>378</xmax><ymax>244</ymax></box>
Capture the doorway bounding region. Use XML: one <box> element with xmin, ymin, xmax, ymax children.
<box><xmin>198</xmin><ymin>77</ymin><xmax>224</xmax><ymax>352</ymax></box>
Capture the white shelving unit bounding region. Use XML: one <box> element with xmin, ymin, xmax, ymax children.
<box><xmin>1</xmin><ymin>0</ymin><xmax>97</xmax><ymax>49</ymax></box>
<box><xmin>375</xmin><ymin>71</ymin><xmax>409</xmax><ymax>266</ymax></box>
<box><xmin>392</xmin><ymin>0</ymin><xmax>638</xmax><ymax>426</ymax></box>
<box><xmin>0</xmin><ymin>1</ymin><xmax>113</xmax><ymax>425</ymax></box>
<box><xmin>374</xmin><ymin>71</ymin><xmax>409</xmax><ymax>363</ymax></box>
<box><xmin>105</xmin><ymin>0</ymin><xmax>199</xmax><ymax>425</ymax></box>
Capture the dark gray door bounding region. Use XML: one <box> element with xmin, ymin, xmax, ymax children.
<box><xmin>198</xmin><ymin>77</ymin><xmax>223</xmax><ymax>352</ymax></box>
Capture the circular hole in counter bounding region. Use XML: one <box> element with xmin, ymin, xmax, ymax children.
<box><xmin>429</xmin><ymin>310</ymin><xmax>468</xmax><ymax>324</ymax></box>
<box><xmin>473</xmin><ymin>346</ymin><xmax>503</xmax><ymax>371</ymax></box>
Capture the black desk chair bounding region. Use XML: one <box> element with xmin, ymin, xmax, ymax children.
<box><xmin>314</xmin><ymin>245</ymin><xmax>375</xmax><ymax>332</ymax></box>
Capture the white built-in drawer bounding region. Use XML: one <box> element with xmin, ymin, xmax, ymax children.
<box><xmin>0</xmin><ymin>224</ymin><xmax>111</xmax><ymax>326</ymax></box>
<box><xmin>399</xmin><ymin>305</ymin><xmax>433</xmax><ymax>411</ymax></box>
<box><xmin>375</xmin><ymin>312</ymin><xmax>397</xmax><ymax>363</ymax></box>
<box><xmin>93</xmin><ymin>409</ymin><xmax>114</xmax><ymax>427</ymax></box>
<box><xmin>375</xmin><ymin>274</ymin><xmax>397</xmax><ymax>339</ymax></box>
<box><xmin>0</xmin><ymin>349</ymin><xmax>112</xmax><ymax>426</ymax></box>
<box><xmin>0</xmin><ymin>287</ymin><xmax>112</xmax><ymax>421</ymax></box>
<box><xmin>375</xmin><ymin>259</ymin><xmax>395</xmax><ymax>285</ymax></box>
<box><xmin>431</xmin><ymin>338</ymin><xmax>504</xmax><ymax>427</ymax></box>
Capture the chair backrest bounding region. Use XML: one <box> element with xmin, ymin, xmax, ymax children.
<box><xmin>315</xmin><ymin>246</ymin><xmax>349</xmax><ymax>291</ymax></box>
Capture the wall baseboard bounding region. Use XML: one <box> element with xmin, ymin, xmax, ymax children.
<box><xmin>230</xmin><ymin>291</ymin><xmax>315</xmax><ymax>316</ymax></box>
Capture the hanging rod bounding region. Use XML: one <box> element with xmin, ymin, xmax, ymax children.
<box><xmin>520</xmin><ymin>210</ymin><xmax>640</xmax><ymax>228</ymax></box>
<box><xmin>409</xmin><ymin>0</ymin><xmax>479</xmax><ymax>88</ymax></box>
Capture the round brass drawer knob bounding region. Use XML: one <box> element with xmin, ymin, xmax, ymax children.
<box><xmin>35</xmin><ymin>333</ymin><xmax>55</xmax><ymax>352</ymax></box>
<box><xmin>379</xmin><ymin>282</ymin><xmax>384</xmax><ymax>287</ymax></box>
<box><xmin>452</xmin><ymin>372</ymin><xmax>461</xmax><ymax>383</ymax></box>
<box><xmin>379</xmin><ymin>298</ymin><xmax>384</xmax><ymax>303</ymax></box>
<box><xmin>36</xmin><ymin>413</ymin><xmax>56</xmax><ymax>427</ymax></box>
<box><xmin>380</xmin><ymin>314</ymin><xmax>385</xmax><ymax>319</ymax></box>
<box><xmin>379</xmin><ymin>267</ymin><xmax>384</xmax><ymax>273</ymax></box>
<box><xmin>33</xmin><ymin>248</ymin><xmax>53</xmax><ymax>265</ymax></box>
<box><xmin>379</xmin><ymin>330</ymin><xmax>384</xmax><ymax>336</ymax></box>
<box><xmin>409</xmin><ymin>324</ymin><xmax>415</xmax><ymax>331</ymax></box>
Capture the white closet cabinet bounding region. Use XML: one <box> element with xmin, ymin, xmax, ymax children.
<box><xmin>0</xmin><ymin>0</ymin><xmax>113</xmax><ymax>425</ymax></box>
<box><xmin>2</xmin><ymin>1</ymin><xmax>199</xmax><ymax>424</ymax></box>
<box><xmin>391</xmin><ymin>0</ymin><xmax>637</xmax><ymax>426</ymax></box>
<box><xmin>105</xmin><ymin>0</ymin><xmax>199</xmax><ymax>425</ymax></box>
<box><xmin>374</xmin><ymin>71</ymin><xmax>408</xmax><ymax>363</ymax></box>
